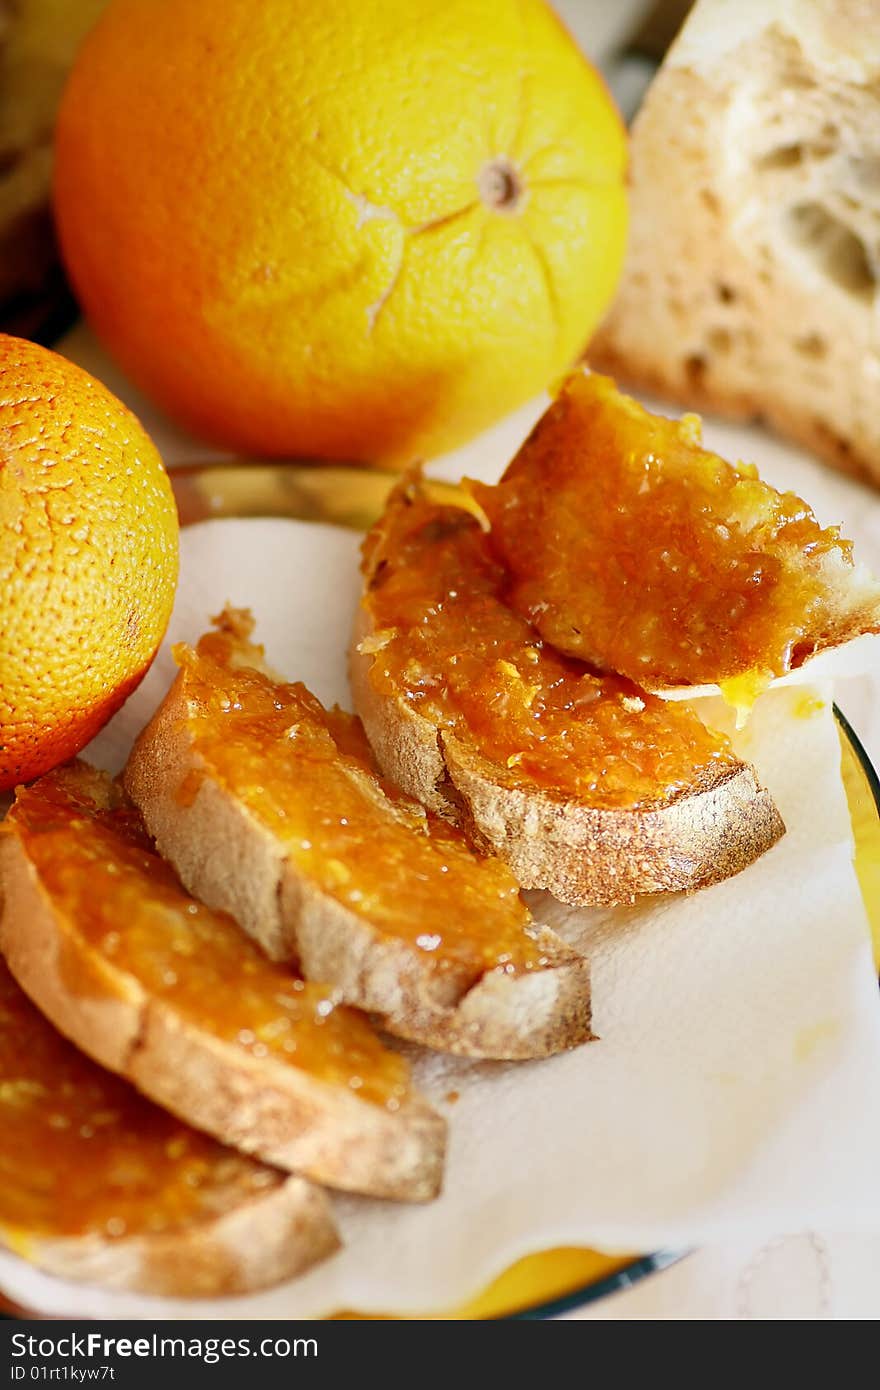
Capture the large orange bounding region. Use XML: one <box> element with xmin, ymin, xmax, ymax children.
<box><xmin>0</xmin><ymin>335</ymin><xmax>178</xmax><ymax>790</ymax></box>
<box><xmin>53</xmin><ymin>0</ymin><xmax>627</xmax><ymax>465</ymax></box>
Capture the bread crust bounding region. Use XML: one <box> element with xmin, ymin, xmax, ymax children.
<box><xmin>2</xmin><ymin>1172</ymin><xmax>338</xmax><ymax>1298</ymax></box>
<box><xmin>0</xmin><ymin>830</ymin><xmax>445</xmax><ymax>1202</ymax></box>
<box><xmin>124</xmin><ymin>674</ymin><xmax>593</xmax><ymax>1060</ymax></box>
<box><xmin>350</xmin><ymin>607</ymin><xmax>785</xmax><ymax>907</ymax></box>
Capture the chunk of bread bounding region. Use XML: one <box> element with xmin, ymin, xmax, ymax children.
<box><xmin>350</xmin><ymin>480</ymin><xmax>784</xmax><ymax>907</ymax></box>
<box><xmin>124</xmin><ymin>615</ymin><xmax>592</xmax><ymax>1061</ymax></box>
<box><xmin>0</xmin><ymin>958</ymin><xmax>337</xmax><ymax>1297</ymax></box>
<box><xmin>0</xmin><ymin>762</ymin><xmax>445</xmax><ymax>1203</ymax></box>
<box><xmin>471</xmin><ymin>370</ymin><xmax>880</xmax><ymax>692</ymax></box>
<box><xmin>590</xmin><ymin>0</ymin><xmax>880</xmax><ymax>485</ymax></box>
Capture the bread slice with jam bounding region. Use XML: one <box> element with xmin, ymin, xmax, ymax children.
<box><xmin>350</xmin><ymin>471</ymin><xmax>784</xmax><ymax>906</ymax></box>
<box><xmin>124</xmin><ymin>612</ymin><xmax>592</xmax><ymax>1061</ymax></box>
<box><xmin>0</xmin><ymin>955</ymin><xmax>338</xmax><ymax>1296</ymax></box>
<box><xmin>470</xmin><ymin>371</ymin><xmax>880</xmax><ymax>704</ymax></box>
<box><xmin>0</xmin><ymin>760</ymin><xmax>445</xmax><ymax>1202</ymax></box>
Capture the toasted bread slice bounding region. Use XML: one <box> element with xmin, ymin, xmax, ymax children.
<box><xmin>0</xmin><ymin>761</ymin><xmax>444</xmax><ymax>1203</ymax></box>
<box><xmin>471</xmin><ymin>371</ymin><xmax>880</xmax><ymax>695</ymax></box>
<box><xmin>350</xmin><ymin>475</ymin><xmax>784</xmax><ymax>907</ymax></box>
<box><xmin>124</xmin><ymin>613</ymin><xmax>591</xmax><ymax>1060</ymax></box>
<box><xmin>0</xmin><ymin>956</ymin><xmax>337</xmax><ymax>1297</ymax></box>
<box><xmin>590</xmin><ymin>0</ymin><xmax>880</xmax><ymax>487</ymax></box>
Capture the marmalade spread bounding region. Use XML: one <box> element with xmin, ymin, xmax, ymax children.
<box><xmin>360</xmin><ymin>481</ymin><xmax>738</xmax><ymax>810</ymax></box>
<box><xmin>471</xmin><ymin>370</ymin><xmax>869</xmax><ymax>688</ymax></box>
<box><xmin>176</xmin><ymin>624</ymin><xmax>543</xmax><ymax>981</ymax></box>
<box><xmin>0</xmin><ymin>957</ymin><xmax>281</xmax><ymax>1240</ymax></box>
<box><xmin>7</xmin><ymin>764</ymin><xmax>409</xmax><ymax>1110</ymax></box>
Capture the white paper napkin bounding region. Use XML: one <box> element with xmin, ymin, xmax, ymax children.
<box><xmin>2</xmin><ymin>515</ymin><xmax>879</xmax><ymax>1320</ymax></box>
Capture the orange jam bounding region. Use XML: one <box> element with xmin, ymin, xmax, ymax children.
<box><xmin>471</xmin><ymin>370</ymin><xmax>869</xmax><ymax>687</ymax></box>
<box><xmin>176</xmin><ymin>622</ymin><xmax>542</xmax><ymax>981</ymax></box>
<box><xmin>0</xmin><ymin>957</ymin><xmax>282</xmax><ymax>1240</ymax></box>
<box><xmin>360</xmin><ymin>481</ymin><xmax>738</xmax><ymax>810</ymax></box>
<box><xmin>7</xmin><ymin>764</ymin><xmax>408</xmax><ymax>1110</ymax></box>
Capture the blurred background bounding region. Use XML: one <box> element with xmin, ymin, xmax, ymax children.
<box><xmin>0</xmin><ymin>0</ymin><xmax>691</xmax><ymax>345</ymax></box>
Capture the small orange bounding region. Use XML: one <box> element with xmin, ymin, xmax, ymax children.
<box><xmin>0</xmin><ymin>335</ymin><xmax>178</xmax><ymax>790</ymax></box>
<box><xmin>53</xmin><ymin>0</ymin><xmax>627</xmax><ymax>465</ymax></box>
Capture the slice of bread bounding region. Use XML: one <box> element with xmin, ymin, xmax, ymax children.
<box><xmin>590</xmin><ymin>0</ymin><xmax>880</xmax><ymax>486</ymax></box>
<box><xmin>350</xmin><ymin>476</ymin><xmax>784</xmax><ymax>907</ymax></box>
<box><xmin>472</xmin><ymin>370</ymin><xmax>880</xmax><ymax>692</ymax></box>
<box><xmin>0</xmin><ymin>761</ymin><xmax>444</xmax><ymax>1202</ymax></box>
<box><xmin>124</xmin><ymin>613</ymin><xmax>592</xmax><ymax>1060</ymax></box>
<box><xmin>0</xmin><ymin>956</ymin><xmax>337</xmax><ymax>1297</ymax></box>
